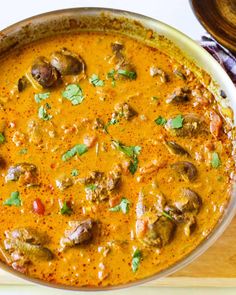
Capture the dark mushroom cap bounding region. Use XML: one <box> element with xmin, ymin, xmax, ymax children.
<box><xmin>31</xmin><ymin>56</ymin><xmax>59</xmax><ymax>88</ymax></box>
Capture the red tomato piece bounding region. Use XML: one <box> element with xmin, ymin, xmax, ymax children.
<box><xmin>33</xmin><ymin>198</ymin><xmax>45</xmax><ymax>215</ymax></box>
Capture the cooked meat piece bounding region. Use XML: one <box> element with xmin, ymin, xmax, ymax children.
<box><xmin>165</xmin><ymin>141</ymin><xmax>190</xmax><ymax>156</ymax></box>
<box><xmin>135</xmin><ymin>188</ymin><xmax>173</xmax><ymax>247</ymax></box>
<box><xmin>55</xmin><ymin>174</ymin><xmax>73</xmax><ymax>190</ymax></box>
<box><xmin>31</xmin><ymin>56</ymin><xmax>59</xmax><ymax>88</ymax></box>
<box><xmin>60</xmin><ymin>219</ymin><xmax>94</xmax><ymax>250</ymax></box>
<box><xmin>5</xmin><ymin>163</ymin><xmax>38</xmax><ymax>186</ymax></box>
<box><xmin>84</xmin><ymin>166</ymin><xmax>121</xmax><ymax>202</ymax></box>
<box><xmin>174</xmin><ymin>188</ymin><xmax>202</xmax><ymax>213</ymax></box>
<box><xmin>106</xmin><ymin>165</ymin><xmax>122</xmax><ymax>191</ymax></box>
<box><xmin>4</xmin><ymin>227</ymin><xmax>53</xmax><ymax>272</ymax></box>
<box><xmin>166</xmin><ymin>87</ymin><xmax>189</xmax><ymax>104</ymax></box>
<box><xmin>149</xmin><ymin>66</ymin><xmax>169</xmax><ymax>82</ymax></box>
<box><xmin>114</xmin><ymin>102</ymin><xmax>137</xmax><ymax>120</ymax></box>
<box><xmin>166</xmin><ymin>113</ymin><xmax>206</xmax><ymax>137</ymax></box>
<box><xmin>171</xmin><ymin>161</ymin><xmax>198</xmax><ymax>182</ymax></box>
<box><xmin>138</xmin><ymin>216</ymin><xmax>175</xmax><ymax>248</ymax></box>
<box><xmin>50</xmin><ymin>48</ymin><xmax>85</xmax><ymax>76</ymax></box>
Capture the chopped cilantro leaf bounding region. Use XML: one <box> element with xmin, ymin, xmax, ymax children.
<box><xmin>132</xmin><ymin>249</ymin><xmax>142</xmax><ymax>272</ymax></box>
<box><xmin>107</xmin><ymin>69</ymin><xmax>116</xmax><ymax>86</ymax></box>
<box><xmin>71</xmin><ymin>169</ymin><xmax>79</xmax><ymax>176</ymax></box>
<box><xmin>62</xmin><ymin>144</ymin><xmax>88</xmax><ymax>161</ymax></box>
<box><xmin>3</xmin><ymin>191</ymin><xmax>21</xmax><ymax>207</ymax></box>
<box><xmin>89</xmin><ymin>74</ymin><xmax>104</xmax><ymax>87</ymax></box>
<box><xmin>129</xmin><ymin>157</ymin><xmax>139</xmax><ymax>175</ymax></box>
<box><xmin>62</xmin><ymin>84</ymin><xmax>84</xmax><ymax>105</ymax></box>
<box><xmin>162</xmin><ymin>210</ymin><xmax>174</xmax><ymax>220</ymax></box>
<box><xmin>19</xmin><ymin>148</ymin><xmax>28</xmax><ymax>155</ymax></box>
<box><xmin>155</xmin><ymin>116</ymin><xmax>167</xmax><ymax>126</ymax></box>
<box><xmin>85</xmin><ymin>184</ymin><xmax>97</xmax><ymax>191</ymax></box>
<box><xmin>112</xmin><ymin>141</ymin><xmax>141</xmax><ymax>175</ymax></box>
<box><xmin>0</xmin><ymin>133</ymin><xmax>5</xmax><ymax>144</ymax></box>
<box><xmin>211</xmin><ymin>152</ymin><xmax>221</xmax><ymax>168</ymax></box>
<box><xmin>34</xmin><ymin>92</ymin><xmax>50</xmax><ymax>103</ymax></box>
<box><xmin>117</xmin><ymin>69</ymin><xmax>137</xmax><ymax>80</ymax></box>
<box><xmin>60</xmin><ymin>201</ymin><xmax>72</xmax><ymax>215</ymax></box>
<box><xmin>38</xmin><ymin>104</ymin><xmax>52</xmax><ymax>121</ymax></box>
<box><xmin>170</xmin><ymin>114</ymin><xmax>183</xmax><ymax>129</ymax></box>
<box><xmin>109</xmin><ymin>197</ymin><xmax>130</xmax><ymax>214</ymax></box>
<box><xmin>112</xmin><ymin>140</ymin><xmax>141</xmax><ymax>158</ymax></box>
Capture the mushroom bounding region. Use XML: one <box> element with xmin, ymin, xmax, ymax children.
<box><xmin>165</xmin><ymin>141</ymin><xmax>190</xmax><ymax>156</ymax></box>
<box><xmin>171</xmin><ymin>161</ymin><xmax>198</xmax><ymax>182</ymax></box>
<box><xmin>50</xmin><ymin>48</ymin><xmax>85</xmax><ymax>76</ymax></box>
<box><xmin>166</xmin><ymin>113</ymin><xmax>205</xmax><ymax>137</ymax></box>
<box><xmin>174</xmin><ymin>188</ymin><xmax>202</xmax><ymax>213</ymax></box>
<box><xmin>31</xmin><ymin>56</ymin><xmax>59</xmax><ymax>88</ymax></box>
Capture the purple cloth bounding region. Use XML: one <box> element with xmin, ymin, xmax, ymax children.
<box><xmin>200</xmin><ymin>35</ymin><xmax>236</xmax><ymax>86</ymax></box>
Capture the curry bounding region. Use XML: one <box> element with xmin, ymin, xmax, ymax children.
<box><xmin>0</xmin><ymin>31</ymin><xmax>234</xmax><ymax>288</ymax></box>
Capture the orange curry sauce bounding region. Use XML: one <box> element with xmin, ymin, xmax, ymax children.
<box><xmin>0</xmin><ymin>32</ymin><xmax>234</xmax><ymax>287</ymax></box>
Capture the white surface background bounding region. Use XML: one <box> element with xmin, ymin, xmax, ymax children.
<box><xmin>0</xmin><ymin>1</ymin><xmax>234</xmax><ymax>294</ymax></box>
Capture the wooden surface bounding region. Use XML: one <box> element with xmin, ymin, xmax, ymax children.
<box><xmin>0</xmin><ymin>216</ymin><xmax>236</xmax><ymax>287</ymax></box>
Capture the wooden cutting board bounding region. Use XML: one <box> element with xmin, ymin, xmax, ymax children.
<box><xmin>0</xmin><ymin>216</ymin><xmax>236</xmax><ymax>287</ymax></box>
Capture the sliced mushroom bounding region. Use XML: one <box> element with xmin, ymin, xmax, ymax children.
<box><xmin>166</xmin><ymin>113</ymin><xmax>205</xmax><ymax>137</ymax></box>
<box><xmin>165</xmin><ymin>141</ymin><xmax>190</xmax><ymax>156</ymax></box>
<box><xmin>60</xmin><ymin>219</ymin><xmax>94</xmax><ymax>250</ymax></box>
<box><xmin>171</xmin><ymin>161</ymin><xmax>198</xmax><ymax>182</ymax></box>
<box><xmin>17</xmin><ymin>76</ymin><xmax>29</xmax><ymax>92</ymax></box>
<box><xmin>166</xmin><ymin>87</ymin><xmax>189</xmax><ymax>104</ymax></box>
<box><xmin>50</xmin><ymin>48</ymin><xmax>85</xmax><ymax>76</ymax></box>
<box><xmin>174</xmin><ymin>188</ymin><xmax>202</xmax><ymax>213</ymax></box>
<box><xmin>31</xmin><ymin>56</ymin><xmax>59</xmax><ymax>88</ymax></box>
<box><xmin>5</xmin><ymin>163</ymin><xmax>38</xmax><ymax>186</ymax></box>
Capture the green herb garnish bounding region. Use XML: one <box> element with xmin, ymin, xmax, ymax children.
<box><xmin>89</xmin><ymin>74</ymin><xmax>104</xmax><ymax>87</ymax></box>
<box><xmin>117</xmin><ymin>69</ymin><xmax>137</xmax><ymax>80</ymax></box>
<box><xmin>109</xmin><ymin>197</ymin><xmax>130</xmax><ymax>214</ymax></box>
<box><xmin>34</xmin><ymin>92</ymin><xmax>50</xmax><ymax>103</ymax></box>
<box><xmin>107</xmin><ymin>69</ymin><xmax>116</xmax><ymax>87</ymax></box>
<box><xmin>162</xmin><ymin>210</ymin><xmax>174</xmax><ymax>220</ymax></box>
<box><xmin>38</xmin><ymin>103</ymin><xmax>52</xmax><ymax>121</ymax></box>
<box><xmin>155</xmin><ymin>116</ymin><xmax>167</xmax><ymax>126</ymax></box>
<box><xmin>19</xmin><ymin>148</ymin><xmax>28</xmax><ymax>155</ymax></box>
<box><xmin>211</xmin><ymin>152</ymin><xmax>221</xmax><ymax>168</ymax></box>
<box><xmin>62</xmin><ymin>144</ymin><xmax>88</xmax><ymax>161</ymax></box>
<box><xmin>104</xmin><ymin>117</ymin><xmax>119</xmax><ymax>133</ymax></box>
<box><xmin>170</xmin><ymin>114</ymin><xmax>184</xmax><ymax>129</ymax></box>
<box><xmin>112</xmin><ymin>140</ymin><xmax>141</xmax><ymax>175</ymax></box>
<box><xmin>62</xmin><ymin>84</ymin><xmax>84</xmax><ymax>105</ymax></box>
<box><xmin>0</xmin><ymin>133</ymin><xmax>5</xmax><ymax>144</ymax></box>
<box><xmin>132</xmin><ymin>249</ymin><xmax>142</xmax><ymax>272</ymax></box>
<box><xmin>3</xmin><ymin>191</ymin><xmax>21</xmax><ymax>207</ymax></box>
<box><xmin>60</xmin><ymin>201</ymin><xmax>72</xmax><ymax>215</ymax></box>
<box><xmin>85</xmin><ymin>184</ymin><xmax>97</xmax><ymax>191</ymax></box>
<box><xmin>71</xmin><ymin>169</ymin><xmax>79</xmax><ymax>176</ymax></box>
